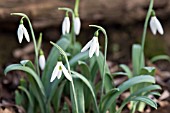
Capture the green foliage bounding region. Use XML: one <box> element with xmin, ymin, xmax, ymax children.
<box><xmin>4</xmin><ymin>0</ymin><xmax>164</xmax><ymax>112</ymax></box>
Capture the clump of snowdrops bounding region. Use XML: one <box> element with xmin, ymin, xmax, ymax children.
<box><xmin>4</xmin><ymin>0</ymin><xmax>168</xmax><ymax>113</ymax></box>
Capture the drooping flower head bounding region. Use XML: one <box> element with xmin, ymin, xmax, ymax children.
<box><xmin>74</xmin><ymin>17</ymin><xmax>81</xmax><ymax>35</ymax></box>
<box><xmin>50</xmin><ymin>61</ymin><xmax>72</xmax><ymax>82</ymax></box>
<box><xmin>62</xmin><ymin>16</ymin><xmax>70</xmax><ymax>35</ymax></box>
<box><xmin>81</xmin><ymin>35</ymin><xmax>99</xmax><ymax>58</ymax></box>
<box><xmin>17</xmin><ymin>19</ymin><xmax>30</xmax><ymax>43</ymax></box>
<box><xmin>39</xmin><ymin>50</ymin><xmax>46</xmax><ymax>70</ymax></box>
<box><xmin>149</xmin><ymin>11</ymin><xmax>164</xmax><ymax>35</ymax></box>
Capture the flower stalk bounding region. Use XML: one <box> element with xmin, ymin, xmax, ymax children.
<box><xmin>50</xmin><ymin>41</ymin><xmax>78</xmax><ymax>113</ymax></box>
<box><xmin>89</xmin><ymin>25</ymin><xmax>108</xmax><ymax>99</ymax></box>
<box><xmin>139</xmin><ymin>0</ymin><xmax>154</xmax><ymax>68</ymax></box>
<box><xmin>11</xmin><ymin>13</ymin><xmax>40</xmax><ymax>75</ymax></box>
<box><xmin>74</xmin><ymin>0</ymin><xmax>80</xmax><ymax>17</ymax></box>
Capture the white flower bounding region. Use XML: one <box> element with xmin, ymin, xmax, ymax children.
<box><xmin>39</xmin><ymin>55</ymin><xmax>46</xmax><ymax>70</ymax></box>
<box><xmin>62</xmin><ymin>17</ymin><xmax>70</xmax><ymax>35</ymax></box>
<box><xmin>81</xmin><ymin>36</ymin><xmax>99</xmax><ymax>58</ymax></box>
<box><xmin>74</xmin><ymin>17</ymin><xmax>81</xmax><ymax>35</ymax></box>
<box><xmin>17</xmin><ymin>24</ymin><xmax>30</xmax><ymax>43</ymax></box>
<box><xmin>50</xmin><ymin>61</ymin><xmax>72</xmax><ymax>82</ymax></box>
<box><xmin>150</xmin><ymin>16</ymin><xmax>164</xmax><ymax>35</ymax></box>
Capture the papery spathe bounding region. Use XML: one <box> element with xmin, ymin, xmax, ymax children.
<box><xmin>17</xmin><ymin>24</ymin><xmax>30</xmax><ymax>43</ymax></box>
<box><xmin>81</xmin><ymin>36</ymin><xmax>99</xmax><ymax>58</ymax></box>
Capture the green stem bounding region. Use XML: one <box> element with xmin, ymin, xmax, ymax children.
<box><xmin>50</xmin><ymin>41</ymin><xmax>79</xmax><ymax>113</ymax></box>
<box><xmin>139</xmin><ymin>0</ymin><xmax>154</xmax><ymax>68</ymax></box>
<box><xmin>11</xmin><ymin>13</ymin><xmax>40</xmax><ymax>75</ymax></box>
<box><xmin>89</xmin><ymin>25</ymin><xmax>108</xmax><ymax>99</ymax></box>
<box><xmin>74</xmin><ymin>0</ymin><xmax>80</xmax><ymax>17</ymax></box>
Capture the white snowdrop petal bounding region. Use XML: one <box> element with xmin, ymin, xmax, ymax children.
<box><xmin>50</xmin><ymin>62</ymin><xmax>60</xmax><ymax>82</ymax></box>
<box><xmin>57</xmin><ymin>70</ymin><xmax>62</xmax><ymax>79</ymax></box>
<box><xmin>95</xmin><ymin>41</ymin><xmax>100</xmax><ymax>57</ymax></box>
<box><xmin>62</xmin><ymin>18</ymin><xmax>67</xmax><ymax>35</ymax></box>
<box><xmin>22</xmin><ymin>26</ymin><xmax>30</xmax><ymax>42</ymax></box>
<box><xmin>74</xmin><ymin>17</ymin><xmax>81</xmax><ymax>35</ymax></box>
<box><xmin>150</xmin><ymin>17</ymin><xmax>157</xmax><ymax>35</ymax></box>
<box><xmin>65</xmin><ymin>17</ymin><xmax>70</xmax><ymax>34</ymax></box>
<box><xmin>154</xmin><ymin>17</ymin><xmax>164</xmax><ymax>35</ymax></box>
<box><xmin>39</xmin><ymin>55</ymin><xmax>46</xmax><ymax>70</ymax></box>
<box><xmin>61</xmin><ymin>63</ymin><xmax>72</xmax><ymax>81</ymax></box>
<box><xmin>89</xmin><ymin>37</ymin><xmax>97</xmax><ymax>58</ymax></box>
<box><xmin>17</xmin><ymin>24</ymin><xmax>24</xmax><ymax>43</ymax></box>
<box><xmin>81</xmin><ymin>39</ymin><xmax>93</xmax><ymax>52</ymax></box>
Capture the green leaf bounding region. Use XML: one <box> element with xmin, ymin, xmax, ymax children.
<box><xmin>69</xmin><ymin>51</ymin><xmax>89</xmax><ymax>67</ymax></box>
<box><xmin>112</xmin><ymin>72</ymin><xmax>129</xmax><ymax>77</ymax></box>
<box><xmin>132</xmin><ymin>44</ymin><xmax>145</xmax><ymax>76</ymax></box>
<box><xmin>74</xmin><ymin>80</ymin><xmax>85</xmax><ymax>113</ymax></box>
<box><xmin>100</xmin><ymin>88</ymin><xmax>119</xmax><ymax>107</ymax></box>
<box><xmin>20</xmin><ymin>60</ymin><xmax>35</xmax><ymax>71</ymax></box>
<box><xmin>18</xmin><ymin>86</ymin><xmax>34</xmax><ymax>108</ymax></box>
<box><xmin>90</xmin><ymin>57</ymin><xmax>99</xmax><ymax>82</ymax></box>
<box><xmin>71</xmin><ymin>71</ymin><xmax>99</xmax><ymax>113</ymax></box>
<box><xmin>140</xmin><ymin>67</ymin><xmax>155</xmax><ymax>76</ymax></box>
<box><xmin>15</xmin><ymin>90</ymin><xmax>24</xmax><ymax>105</ymax></box>
<box><xmin>4</xmin><ymin>64</ymin><xmax>46</xmax><ymax>113</ymax></box>
<box><xmin>78</xmin><ymin>61</ymin><xmax>91</xmax><ymax>79</ymax></box>
<box><xmin>119</xmin><ymin>64</ymin><xmax>132</xmax><ymax>78</ymax></box>
<box><xmin>132</xmin><ymin>96</ymin><xmax>157</xmax><ymax>109</ymax></box>
<box><xmin>117</xmin><ymin>85</ymin><xmax>161</xmax><ymax>113</ymax></box>
<box><xmin>102</xmin><ymin>75</ymin><xmax>155</xmax><ymax>113</ymax></box>
<box><xmin>96</xmin><ymin>52</ymin><xmax>113</xmax><ymax>93</ymax></box>
<box><xmin>146</xmin><ymin>92</ymin><xmax>161</xmax><ymax>97</ymax></box>
<box><xmin>4</xmin><ymin>64</ymin><xmax>45</xmax><ymax>97</ymax></box>
<box><xmin>52</xmin><ymin>80</ymin><xmax>66</xmax><ymax>112</ymax></box>
<box><xmin>151</xmin><ymin>55</ymin><xmax>170</xmax><ymax>62</ymax></box>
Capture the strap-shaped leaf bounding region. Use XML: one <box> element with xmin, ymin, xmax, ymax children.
<box><xmin>18</xmin><ymin>86</ymin><xmax>34</xmax><ymax>108</ymax></box>
<box><xmin>74</xmin><ymin>80</ymin><xmax>85</xmax><ymax>113</ymax></box>
<box><xmin>97</xmin><ymin>52</ymin><xmax>113</xmax><ymax>93</ymax></box>
<box><xmin>117</xmin><ymin>85</ymin><xmax>161</xmax><ymax>113</ymax></box>
<box><xmin>20</xmin><ymin>60</ymin><xmax>35</xmax><ymax>71</ymax></box>
<box><xmin>52</xmin><ymin>80</ymin><xmax>66</xmax><ymax>112</ymax></box>
<box><xmin>151</xmin><ymin>55</ymin><xmax>170</xmax><ymax>62</ymax></box>
<box><xmin>140</xmin><ymin>67</ymin><xmax>155</xmax><ymax>76</ymax></box>
<box><xmin>102</xmin><ymin>75</ymin><xmax>155</xmax><ymax>113</ymax></box>
<box><xmin>112</xmin><ymin>72</ymin><xmax>129</xmax><ymax>77</ymax></box>
<box><xmin>4</xmin><ymin>64</ymin><xmax>45</xmax><ymax>97</ymax></box>
<box><xmin>71</xmin><ymin>71</ymin><xmax>99</xmax><ymax>113</ymax></box>
<box><xmin>69</xmin><ymin>51</ymin><xmax>89</xmax><ymax>67</ymax></box>
<box><xmin>119</xmin><ymin>64</ymin><xmax>132</xmax><ymax>78</ymax></box>
<box><xmin>132</xmin><ymin>44</ymin><xmax>145</xmax><ymax>76</ymax></box>
<box><xmin>78</xmin><ymin>61</ymin><xmax>91</xmax><ymax>79</ymax></box>
<box><xmin>131</xmin><ymin>96</ymin><xmax>157</xmax><ymax>109</ymax></box>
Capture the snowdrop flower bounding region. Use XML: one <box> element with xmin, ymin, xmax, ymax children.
<box><xmin>74</xmin><ymin>17</ymin><xmax>81</xmax><ymax>35</ymax></box>
<box><xmin>39</xmin><ymin>54</ymin><xmax>46</xmax><ymax>70</ymax></box>
<box><xmin>150</xmin><ymin>16</ymin><xmax>164</xmax><ymax>35</ymax></box>
<box><xmin>81</xmin><ymin>36</ymin><xmax>99</xmax><ymax>58</ymax></box>
<box><xmin>50</xmin><ymin>61</ymin><xmax>72</xmax><ymax>82</ymax></box>
<box><xmin>62</xmin><ymin>17</ymin><xmax>70</xmax><ymax>35</ymax></box>
<box><xmin>17</xmin><ymin>24</ymin><xmax>30</xmax><ymax>43</ymax></box>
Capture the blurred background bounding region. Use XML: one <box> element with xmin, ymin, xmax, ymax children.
<box><xmin>0</xmin><ymin>0</ymin><xmax>170</xmax><ymax>113</ymax></box>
